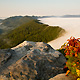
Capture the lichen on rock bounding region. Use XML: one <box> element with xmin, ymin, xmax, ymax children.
<box><xmin>0</xmin><ymin>41</ymin><xmax>66</xmax><ymax>80</ymax></box>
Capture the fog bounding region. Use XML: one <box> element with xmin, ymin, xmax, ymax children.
<box><xmin>39</xmin><ymin>18</ymin><xmax>80</xmax><ymax>49</ymax></box>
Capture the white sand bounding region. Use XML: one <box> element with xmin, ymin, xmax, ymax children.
<box><xmin>39</xmin><ymin>18</ymin><xmax>80</xmax><ymax>49</ymax></box>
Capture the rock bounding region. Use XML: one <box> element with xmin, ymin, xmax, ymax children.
<box><xmin>0</xmin><ymin>49</ymin><xmax>12</xmax><ymax>65</ymax></box>
<box><xmin>49</xmin><ymin>73</ymin><xmax>75</xmax><ymax>80</ymax></box>
<box><xmin>0</xmin><ymin>41</ymin><xmax>66</xmax><ymax>80</ymax></box>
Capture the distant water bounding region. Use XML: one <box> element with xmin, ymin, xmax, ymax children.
<box><xmin>39</xmin><ymin>18</ymin><xmax>80</xmax><ymax>49</ymax></box>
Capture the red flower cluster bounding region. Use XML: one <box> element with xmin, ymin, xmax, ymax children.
<box><xmin>64</xmin><ymin>36</ymin><xmax>80</xmax><ymax>57</ymax></box>
<box><xmin>62</xmin><ymin>36</ymin><xmax>80</xmax><ymax>78</ymax></box>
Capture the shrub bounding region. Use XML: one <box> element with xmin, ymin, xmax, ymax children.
<box><xmin>61</xmin><ymin>36</ymin><xmax>80</xmax><ymax>80</ymax></box>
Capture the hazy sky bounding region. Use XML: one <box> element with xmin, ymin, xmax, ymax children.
<box><xmin>0</xmin><ymin>0</ymin><xmax>80</xmax><ymax>18</ymax></box>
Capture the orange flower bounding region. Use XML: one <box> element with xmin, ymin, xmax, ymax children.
<box><xmin>69</xmin><ymin>46</ymin><xmax>74</xmax><ymax>50</ymax></box>
<box><xmin>76</xmin><ymin>62</ymin><xmax>79</xmax><ymax>65</ymax></box>
<box><xmin>75</xmin><ymin>53</ymin><xmax>78</xmax><ymax>57</ymax></box>
<box><xmin>65</xmin><ymin>62</ymin><xmax>68</xmax><ymax>65</ymax></box>
<box><xmin>66</xmin><ymin>52</ymin><xmax>70</xmax><ymax>55</ymax></box>
<box><xmin>67</xmin><ymin>39</ymin><xmax>70</xmax><ymax>41</ymax></box>
<box><xmin>77</xmin><ymin>38</ymin><xmax>80</xmax><ymax>40</ymax></box>
<box><xmin>66</xmin><ymin>70</ymin><xmax>70</xmax><ymax>76</ymax></box>
<box><xmin>73</xmin><ymin>64</ymin><xmax>76</xmax><ymax>67</ymax></box>
<box><xmin>77</xmin><ymin>66</ymin><xmax>79</xmax><ymax>68</ymax></box>
<box><xmin>74</xmin><ymin>48</ymin><xmax>78</xmax><ymax>52</ymax></box>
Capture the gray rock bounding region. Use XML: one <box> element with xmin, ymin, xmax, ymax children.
<box><xmin>0</xmin><ymin>49</ymin><xmax>12</xmax><ymax>65</ymax></box>
<box><xmin>0</xmin><ymin>41</ymin><xmax>66</xmax><ymax>80</ymax></box>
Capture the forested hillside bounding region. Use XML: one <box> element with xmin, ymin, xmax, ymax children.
<box><xmin>0</xmin><ymin>20</ymin><xmax>65</xmax><ymax>49</ymax></box>
<box><xmin>0</xmin><ymin>16</ymin><xmax>37</xmax><ymax>35</ymax></box>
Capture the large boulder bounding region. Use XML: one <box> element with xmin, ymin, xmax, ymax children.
<box><xmin>0</xmin><ymin>41</ymin><xmax>66</xmax><ymax>80</ymax></box>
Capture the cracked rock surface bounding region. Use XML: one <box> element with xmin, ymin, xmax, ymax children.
<box><xmin>0</xmin><ymin>41</ymin><xmax>66</xmax><ymax>80</ymax></box>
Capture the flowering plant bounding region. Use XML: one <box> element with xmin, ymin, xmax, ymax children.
<box><xmin>61</xmin><ymin>37</ymin><xmax>80</xmax><ymax>80</ymax></box>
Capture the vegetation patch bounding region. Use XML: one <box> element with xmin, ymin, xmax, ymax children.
<box><xmin>0</xmin><ymin>17</ymin><xmax>65</xmax><ymax>49</ymax></box>
<box><xmin>61</xmin><ymin>37</ymin><xmax>80</xmax><ymax>80</ymax></box>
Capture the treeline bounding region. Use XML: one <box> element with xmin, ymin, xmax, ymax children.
<box><xmin>0</xmin><ymin>16</ymin><xmax>37</xmax><ymax>35</ymax></box>
<box><xmin>0</xmin><ymin>20</ymin><xmax>65</xmax><ymax>49</ymax></box>
<box><xmin>2</xmin><ymin>16</ymin><xmax>35</xmax><ymax>28</ymax></box>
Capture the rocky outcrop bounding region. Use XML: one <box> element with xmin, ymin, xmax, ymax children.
<box><xmin>0</xmin><ymin>41</ymin><xmax>66</xmax><ymax>80</ymax></box>
<box><xmin>0</xmin><ymin>49</ymin><xmax>12</xmax><ymax>66</ymax></box>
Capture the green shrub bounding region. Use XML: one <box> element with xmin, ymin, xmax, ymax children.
<box><xmin>61</xmin><ymin>37</ymin><xmax>80</xmax><ymax>80</ymax></box>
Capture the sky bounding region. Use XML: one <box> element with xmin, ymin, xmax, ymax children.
<box><xmin>0</xmin><ymin>0</ymin><xmax>80</xmax><ymax>18</ymax></box>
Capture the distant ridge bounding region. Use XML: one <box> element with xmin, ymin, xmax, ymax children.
<box><xmin>1</xmin><ymin>15</ymin><xmax>80</xmax><ymax>20</ymax></box>
<box><xmin>37</xmin><ymin>15</ymin><xmax>80</xmax><ymax>18</ymax></box>
<box><xmin>33</xmin><ymin>15</ymin><xmax>80</xmax><ymax>18</ymax></box>
<box><xmin>36</xmin><ymin>15</ymin><xmax>56</xmax><ymax>18</ymax></box>
<box><xmin>63</xmin><ymin>15</ymin><xmax>80</xmax><ymax>17</ymax></box>
<box><xmin>61</xmin><ymin>15</ymin><xmax>80</xmax><ymax>18</ymax></box>
<box><xmin>32</xmin><ymin>15</ymin><xmax>80</xmax><ymax>18</ymax></box>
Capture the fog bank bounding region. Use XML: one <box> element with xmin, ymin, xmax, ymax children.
<box><xmin>39</xmin><ymin>18</ymin><xmax>80</xmax><ymax>49</ymax></box>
